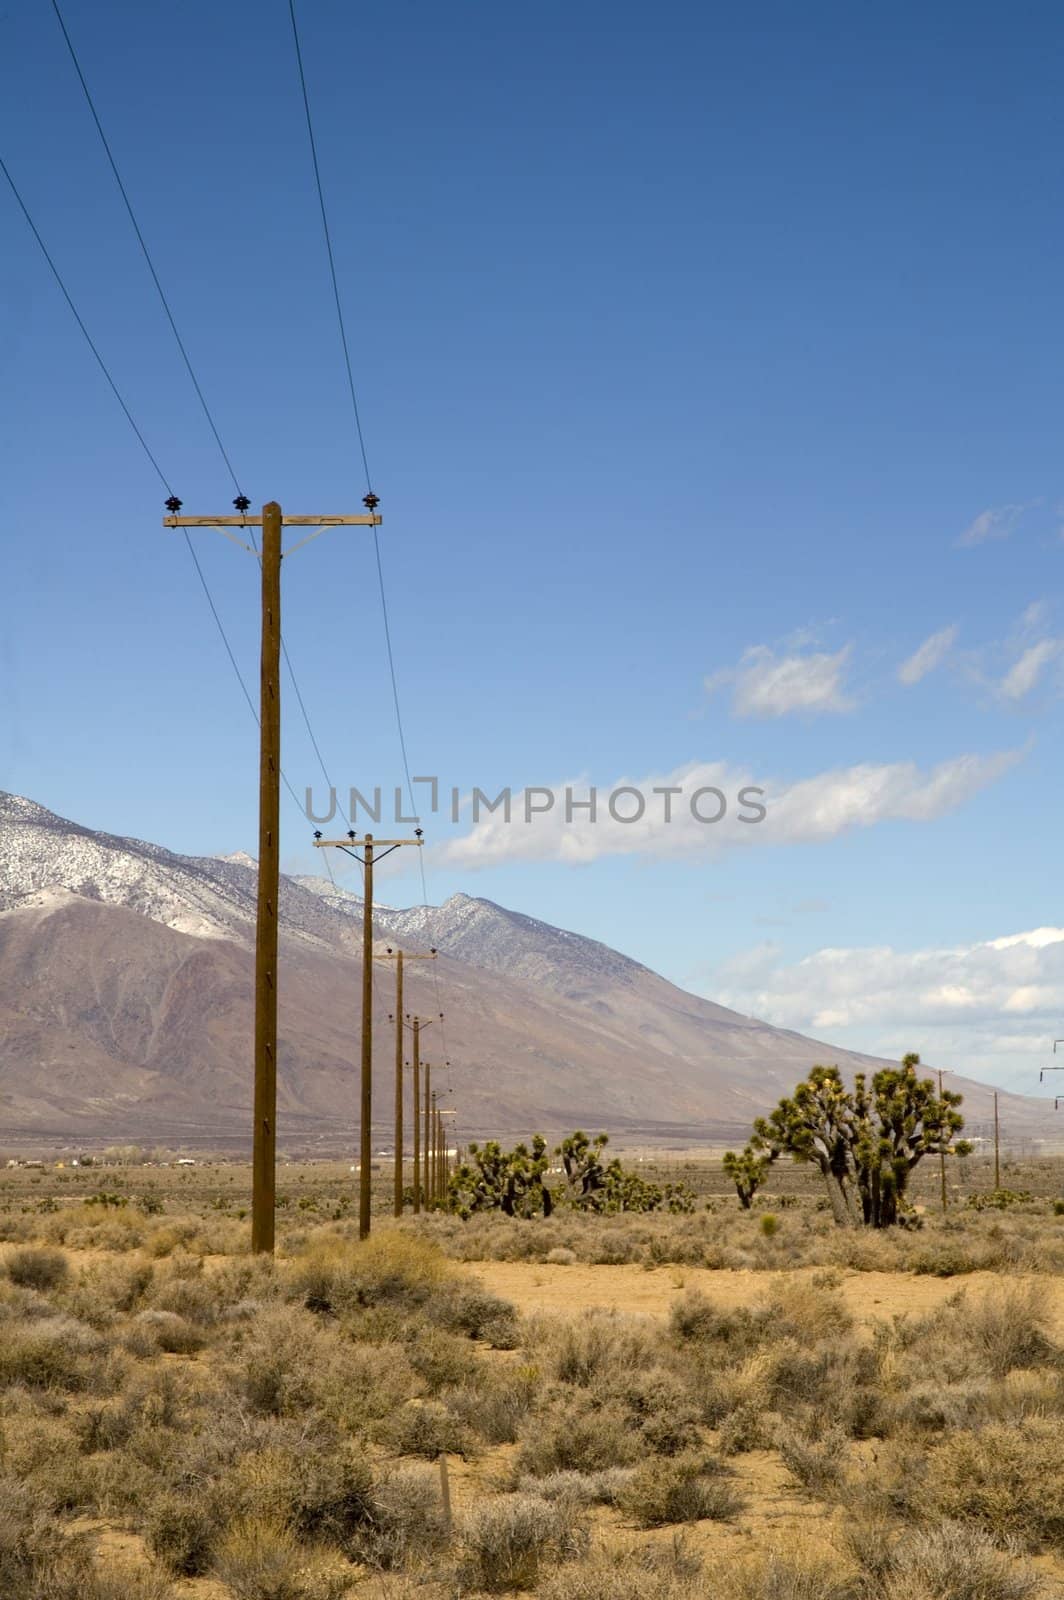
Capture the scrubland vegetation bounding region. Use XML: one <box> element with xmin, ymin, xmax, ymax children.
<box><xmin>1</xmin><ymin>1151</ymin><xmax>1063</xmax><ymax>1597</ymax></box>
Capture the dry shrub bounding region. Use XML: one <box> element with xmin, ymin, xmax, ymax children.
<box><xmin>961</xmin><ymin>1284</ymin><xmax>1061</xmax><ymax>1378</ymax></box>
<box><xmin>445</xmin><ymin>1368</ymin><xmax>538</xmax><ymax>1444</ymax></box>
<box><xmin>516</xmin><ymin>1392</ymin><xmax>645</xmax><ymax>1477</ymax></box>
<box><xmin>850</xmin><ymin>1518</ymin><xmax>1045</xmax><ymax>1600</ymax></box>
<box><xmin>727</xmin><ymin>1543</ymin><xmax>860</xmax><ymax>1600</ymax></box>
<box><xmin>145</xmin><ymin>1487</ymin><xmax>221</xmax><ymax>1576</ymax></box>
<box><xmin>617</xmin><ymin>1453</ymin><xmax>743</xmax><ymax>1527</ymax></box>
<box><xmin>223</xmin><ymin>1430</ymin><xmax>373</xmax><ymax>1547</ymax></box>
<box><xmin>776</xmin><ymin>1423</ymin><xmax>849</xmax><ymax>1495</ymax></box>
<box><xmin>5</xmin><ymin>1248</ymin><xmax>70</xmax><ymax>1292</ymax></box>
<box><xmin>404</xmin><ymin>1323</ymin><xmax>480</xmax><ymax>1391</ymax></box>
<box><xmin>929</xmin><ymin>1419</ymin><xmax>1064</xmax><ymax>1549</ymax></box>
<box><xmin>528</xmin><ymin>1308</ymin><xmax>666</xmax><ymax>1386</ymax></box>
<box><xmin>290</xmin><ymin>1230</ymin><xmax>451</xmax><ymax>1315</ymax></box>
<box><xmin>515</xmin><ymin>1469</ymin><xmax>634</xmax><ymax>1507</ymax></box>
<box><xmin>0</xmin><ymin>1317</ymin><xmax>97</xmax><ymax>1392</ymax></box>
<box><xmin>598</xmin><ymin>1365</ymin><xmax>703</xmax><ymax>1456</ymax></box>
<box><xmin>0</xmin><ymin>1473</ymin><xmax>72</xmax><ymax>1588</ymax></box>
<box><xmin>383</xmin><ymin>1398</ymin><xmax>472</xmax><ymax>1459</ymax></box>
<box><xmin>756</xmin><ymin>1276</ymin><xmax>853</xmax><ymax>1346</ymax></box>
<box><xmin>537</xmin><ymin>1535</ymin><xmax>704</xmax><ymax>1600</ymax></box>
<box><xmin>236</xmin><ymin>1303</ymin><xmax>416</xmax><ymax>1425</ymax></box>
<box><xmin>717</xmin><ymin>1403</ymin><xmax>774</xmax><ymax>1455</ymax></box>
<box><xmin>132</xmin><ymin>1309</ymin><xmax>205</xmax><ymax>1355</ymax></box>
<box><xmin>0</xmin><ymin>1410</ymin><xmax>91</xmax><ymax>1511</ymax></box>
<box><xmin>65</xmin><ymin>1259</ymin><xmax>153</xmax><ymax>1325</ymax></box>
<box><xmin>460</xmin><ymin>1493</ymin><xmax>586</xmax><ymax>1592</ymax></box>
<box><xmin>357</xmin><ymin>1462</ymin><xmax>451</xmax><ymax>1569</ymax></box>
<box><xmin>211</xmin><ymin>1518</ymin><xmax>349</xmax><ymax>1600</ymax></box>
<box><xmin>32</xmin><ymin>1562</ymin><xmax>178</xmax><ymax>1600</ymax></box>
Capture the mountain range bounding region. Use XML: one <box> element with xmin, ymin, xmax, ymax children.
<box><xmin>0</xmin><ymin>792</ymin><xmax>1048</xmax><ymax>1152</ymax></box>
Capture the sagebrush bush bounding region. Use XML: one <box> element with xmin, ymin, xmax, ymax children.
<box><xmin>617</xmin><ymin>1453</ymin><xmax>742</xmax><ymax>1527</ymax></box>
<box><xmin>929</xmin><ymin>1419</ymin><xmax>1064</xmax><ymax>1549</ymax></box>
<box><xmin>460</xmin><ymin>1493</ymin><xmax>586</xmax><ymax>1592</ymax></box>
<box><xmin>516</xmin><ymin>1393</ymin><xmax>645</xmax><ymax>1477</ymax></box>
<box><xmin>211</xmin><ymin>1516</ymin><xmax>349</xmax><ymax>1600</ymax></box>
<box><xmin>357</xmin><ymin>1462</ymin><xmax>451</xmax><ymax>1569</ymax></box>
<box><xmin>4</xmin><ymin>1247</ymin><xmax>70</xmax><ymax>1292</ymax></box>
<box><xmin>857</xmin><ymin>1519</ymin><xmax>1045</xmax><ymax>1600</ymax></box>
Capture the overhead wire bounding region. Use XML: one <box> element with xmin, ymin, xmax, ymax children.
<box><xmin>45</xmin><ymin>0</ymin><xmax>351</xmax><ymax>845</ymax></box>
<box><xmin>286</xmin><ymin>0</ymin><xmax>455</xmax><ymax>1111</ymax></box>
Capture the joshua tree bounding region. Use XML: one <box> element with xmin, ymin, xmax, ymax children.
<box><xmin>447</xmin><ymin>1135</ymin><xmax>553</xmax><ymax>1219</ymax></box>
<box><xmin>751</xmin><ymin>1057</ymin><xmax>970</xmax><ymax>1228</ymax></box>
<box><xmin>557</xmin><ymin>1131</ymin><xmax>610</xmax><ymax>1201</ymax></box>
<box><xmin>852</xmin><ymin>1053</ymin><xmax>970</xmax><ymax>1226</ymax></box>
<box><xmin>723</xmin><ymin>1143</ymin><xmax>777</xmax><ymax>1209</ymax></box>
<box><xmin>755</xmin><ymin>1065</ymin><xmax>862</xmax><ymax>1227</ymax></box>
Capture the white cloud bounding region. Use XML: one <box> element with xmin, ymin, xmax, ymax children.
<box><xmin>442</xmin><ymin>747</ymin><xmax>1023</xmax><ymax>868</ymax></box>
<box><xmin>1000</xmin><ymin>638</ymin><xmax>1063</xmax><ymax>701</ymax></box>
<box><xmin>955</xmin><ymin>503</ymin><xmax>1027</xmax><ymax>547</ymax></box>
<box><xmin>706</xmin><ymin>643</ymin><xmax>854</xmax><ymax>719</ymax></box>
<box><xmin>897</xmin><ymin>624</ymin><xmax>959</xmax><ymax>686</ymax></box>
<box><xmin>708</xmin><ymin>927</ymin><xmax>1064</xmax><ymax>1086</ymax></box>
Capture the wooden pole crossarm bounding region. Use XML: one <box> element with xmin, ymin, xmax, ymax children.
<box><xmin>314</xmin><ymin>838</ymin><xmax>421</xmax><ymax>849</ymax></box>
<box><xmin>163</xmin><ymin>514</ymin><xmax>383</xmax><ymax>527</ymax></box>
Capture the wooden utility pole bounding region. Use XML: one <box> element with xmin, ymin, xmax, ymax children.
<box><xmin>424</xmin><ymin>1061</ymin><xmax>432</xmax><ymax>1205</ymax></box>
<box><xmin>411</xmin><ymin>1021</ymin><xmax>421</xmax><ymax>1214</ymax></box>
<box><xmin>252</xmin><ymin>500</ymin><xmax>281</xmax><ymax>1254</ymax></box>
<box><xmin>379</xmin><ymin>947</ymin><xmax>437</xmax><ymax>1216</ymax></box>
<box><xmin>401</xmin><ymin>1012</ymin><xmax>440</xmax><ymax>1213</ymax></box>
<box><xmin>313</xmin><ymin>831</ymin><xmax>423</xmax><ymax>1238</ymax></box>
<box><xmin>163</xmin><ymin>498</ymin><xmax>382</xmax><ymax>1254</ymax></box>
<box><xmin>937</xmin><ymin>1069</ymin><xmax>948</xmax><ymax>1213</ymax></box>
<box><xmin>438</xmin><ymin>1106</ymin><xmax>456</xmax><ymax>1206</ymax></box>
<box><xmin>993</xmin><ymin>1091</ymin><xmax>1001</xmax><ymax>1190</ymax></box>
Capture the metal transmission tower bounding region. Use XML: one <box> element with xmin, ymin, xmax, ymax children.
<box><xmin>163</xmin><ymin>496</ymin><xmax>382</xmax><ymax>1254</ymax></box>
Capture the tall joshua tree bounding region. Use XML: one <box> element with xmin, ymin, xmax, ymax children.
<box><xmin>751</xmin><ymin>1057</ymin><xmax>970</xmax><ymax>1229</ymax></box>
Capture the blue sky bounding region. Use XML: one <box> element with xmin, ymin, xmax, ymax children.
<box><xmin>2</xmin><ymin>0</ymin><xmax>1062</xmax><ymax>1091</ymax></box>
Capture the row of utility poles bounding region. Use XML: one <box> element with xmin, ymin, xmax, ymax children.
<box><xmin>164</xmin><ymin>498</ymin><xmax>456</xmax><ymax>1252</ymax></box>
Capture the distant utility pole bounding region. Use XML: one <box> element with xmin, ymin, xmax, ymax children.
<box><xmin>993</xmin><ymin>1090</ymin><xmax>1001</xmax><ymax>1191</ymax></box>
<box><xmin>312</xmin><ymin>831</ymin><xmax>424</xmax><ymax>1239</ymax></box>
<box><xmin>163</xmin><ymin>496</ymin><xmax>382</xmax><ymax>1255</ymax></box>
<box><xmin>402</xmin><ymin>1013</ymin><xmax>441</xmax><ymax>1213</ymax></box>
<box><xmin>438</xmin><ymin>1104</ymin><xmax>456</xmax><ymax>1201</ymax></box>
<box><xmin>937</xmin><ymin>1069</ymin><xmax>948</xmax><ymax>1213</ymax></box>
<box><xmin>379</xmin><ymin>947</ymin><xmax>437</xmax><ymax>1216</ymax></box>
<box><xmin>424</xmin><ymin>1061</ymin><xmax>433</xmax><ymax>1205</ymax></box>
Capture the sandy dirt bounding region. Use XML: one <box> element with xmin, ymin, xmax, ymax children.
<box><xmin>473</xmin><ymin>1259</ymin><xmax>1064</xmax><ymax>1333</ymax></box>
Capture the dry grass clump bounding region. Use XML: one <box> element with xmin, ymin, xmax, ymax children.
<box><xmin>514</xmin><ymin>1468</ymin><xmax>635</xmax><ymax>1507</ymax></box>
<box><xmin>211</xmin><ymin>1517</ymin><xmax>350</xmax><ymax>1600</ymax></box>
<box><xmin>459</xmin><ymin>1492</ymin><xmax>587</xmax><ymax>1592</ymax></box>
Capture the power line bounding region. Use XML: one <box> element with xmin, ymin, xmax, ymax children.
<box><xmin>286</xmin><ymin>1</ymin><xmax>453</xmax><ymax>1095</ymax></box>
<box><xmin>1</xmin><ymin>154</ymin><xmax>312</xmax><ymax>821</ymax></box>
<box><xmin>46</xmin><ymin>0</ymin><xmax>352</xmax><ymax>834</ymax></box>
<box><xmin>286</xmin><ymin>0</ymin><xmax>373</xmax><ymax>493</ymax></box>
<box><xmin>1</xmin><ymin>153</ymin><xmax>171</xmax><ymax>495</ymax></box>
<box><xmin>48</xmin><ymin>0</ymin><xmax>244</xmax><ymax>500</ymax></box>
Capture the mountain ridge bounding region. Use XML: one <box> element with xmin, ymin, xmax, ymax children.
<box><xmin>0</xmin><ymin>792</ymin><xmax>1050</xmax><ymax>1149</ymax></box>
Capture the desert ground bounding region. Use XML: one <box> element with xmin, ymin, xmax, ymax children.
<box><xmin>1</xmin><ymin>1152</ymin><xmax>1063</xmax><ymax>1599</ymax></box>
